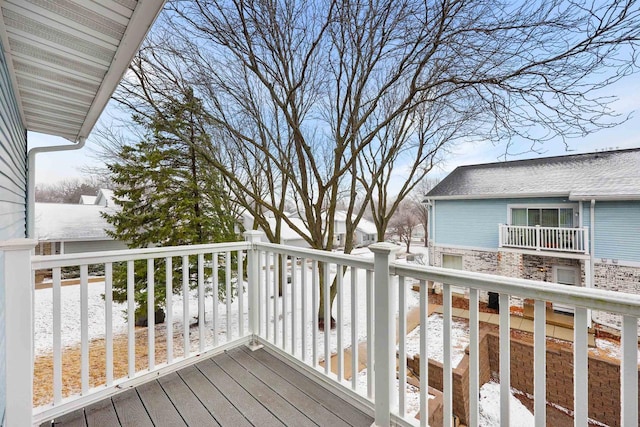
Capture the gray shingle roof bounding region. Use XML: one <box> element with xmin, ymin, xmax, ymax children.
<box><xmin>427</xmin><ymin>148</ymin><xmax>640</xmax><ymax>200</ymax></box>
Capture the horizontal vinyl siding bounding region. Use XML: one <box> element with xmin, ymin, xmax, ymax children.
<box><xmin>593</xmin><ymin>201</ymin><xmax>640</xmax><ymax>262</ymax></box>
<box><xmin>434</xmin><ymin>197</ymin><xmax>571</xmax><ymax>248</ymax></box>
<box><xmin>63</xmin><ymin>240</ymin><xmax>128</xmax><ymax>254</ymax></box>
<box><xmin>435</xmin><ymin>200</ymin><xmax>505</xmax><ymax>247</ymax></box>
<box><xmin>0</xmin><ymin>41</ymin><xmax>27</xmax><ymax>425</ymax></box>
<box><xmin>0</xmin><ymin>44</ymin><xmax>27</xmax><ymax>241</ymax></box>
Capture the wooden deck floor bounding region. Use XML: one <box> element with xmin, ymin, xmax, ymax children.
<box><xmin>41</xmin><ymin>346</ymin><xmax>373</xmax><ymax>427</ymax></box>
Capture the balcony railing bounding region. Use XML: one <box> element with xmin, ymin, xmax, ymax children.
<box><xmin>1</xmin><ymin>231</ymin><xmax>638</xmax><ymax>426</ymax></box>
<box><xmin>498</xmin><ymin>224</ymin><xmax>589</xmax><ymax>254</ymax></box>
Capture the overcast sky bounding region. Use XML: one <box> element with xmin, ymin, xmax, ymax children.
<box><xmin>29</xmin><ymin>72</ymin><xmax>640</xmax><ymax>190</ymax></box>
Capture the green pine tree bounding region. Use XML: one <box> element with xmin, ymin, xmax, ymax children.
<box><xmin>104</xmin><ymin>90</ymin><xmax>238</xmax><ymax>325</ymax></box>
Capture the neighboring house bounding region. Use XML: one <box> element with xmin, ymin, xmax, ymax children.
<box><xmin>354</xmin><ymin>217</ymin><xmax>377</xmax><ymax>247</ymax></box>
<box><xmin>77</xmin><ymin>195</ymin><xmax>96</xmax><ymax>205</ymax></box>
<box><xmin>237</xmin><ymin>211</ymin><xmax>310</xmax><ymax>248</ymax></box>
<box><xmin>426</xmin><ymin>148</ymin><xmax>640</xmax><ymax>331</ymax></box>
<box><xmin>34</xmin><ymin>202</ymin><xmax>127</xmax><ymax>255</ymax></box>
<box><xmin>332</xmin><ymin>211</ymin><xmax>378</xmax><ymax>248</ymax></box>
<box><xmin>0</xmin><ymin>1</ymin><xmax>164</xmax><ymax>423</ymax></box>
<box><xmin>95</xmin><ymin>188</ymin><xmax>115</xmax><ymax>207</ymax></box>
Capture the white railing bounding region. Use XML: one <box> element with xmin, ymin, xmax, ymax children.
<box><xmin>498</xmin><ymin>224</ymin><xmax>589</xmax><ymax>254</ymax></box>
<box><xmin>28</xmin><ymin>239</ymin><xmax>253</xmax><ymax>424</ymax></box>
<box><xmin>0</xmin><ymin>232</ymin><xmax>638</xmax><ymax>426</ymax></box>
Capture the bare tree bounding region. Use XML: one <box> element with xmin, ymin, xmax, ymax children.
<box><xmin>388</xmin><ymin>200</ymin><xmax>421</xmax><ymax>253</ymax></box>
<box><xmin>35</xmin><ymin>176</ymin><xmax>111</xmax><ymax>204</ymax></box>
<box><xmin>411</xmin><ymin>178</ymin><xmax>440</xmax><ymax>247</ymax></box>
<box><xmin>110</xmin><ymin>0</ymin><xmax>639</xmax><ymax>326</ymax></box>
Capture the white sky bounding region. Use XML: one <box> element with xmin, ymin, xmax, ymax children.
<box><xmin>29</xmin><ymin>73</ymin><xmax>640</xmax><ymax>187</ymax></box>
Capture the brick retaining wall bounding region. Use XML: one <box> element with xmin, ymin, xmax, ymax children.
<box><xmin>407</xmin><ymin>331</ymin><xmax>637</xmax><ymax>426</ymax></box>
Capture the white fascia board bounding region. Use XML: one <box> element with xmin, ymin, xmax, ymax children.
<box><xmin>426</xmin><ymin>192</ymin><xmax>569</xmax><ymax>200</ymax></box>
<box><xmin>569</xmin><ymin>193</ymin><xmax>640</xmax><ymax>201</ymax></box>
<box><xmin>77</xmin><ymin>0</ymin><xmax>166</xmax><ymax>140</ymax></box>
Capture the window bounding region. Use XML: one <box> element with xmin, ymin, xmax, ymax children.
<box><xmin>510</xmin><ymin>207</ymin><xmax>574</xmax><ymax>227</ymax></box>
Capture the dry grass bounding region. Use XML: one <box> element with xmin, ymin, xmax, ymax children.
<box><xmin>33</xmin><ymin>325</ymin><xmax>190</xmax><ymax>407</ymax></box>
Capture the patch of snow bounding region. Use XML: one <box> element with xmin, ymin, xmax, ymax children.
<box><xmin>401</xmin><ymin>314</ymin><xmax>469</xmax><ymax>367</ymax></box>
<box><xmin>590</xmin><ymin>338</ymin><xmax>640</xmax><ymax>363</ymax></box>
<box><xmin>478</xmin><ymin>381</ymin><xmax>534</xmax><ymax>426</ymax></box>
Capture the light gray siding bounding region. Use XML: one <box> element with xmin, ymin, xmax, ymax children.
<box><xmin>0</xmin><ymin>40</ymin><xmax>27</xmax><ymax>424</ymax></box>
<box><xmin>63</xmin><ymin>240</ymin><xmax>128</xmax><ymax>254</ymax></box>
<box><xmin>434</xmin><ymin>197</ymin><xmax>569</xmax><ymax>248</ymax></box>
<box><xmin>593</xmin><ymin>201</ymin><xmax>640</xmax><ymax>262</ymax></box>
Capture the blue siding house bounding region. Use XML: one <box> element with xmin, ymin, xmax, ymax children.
<box><xmin>0</xmin><ymin>2</ymin><xmax>164</xmax><ymax>424</ymax></box>
<box><xmin>426</xmin><ymin>148</ymin><xmax>640</xmax><ymax>331</ymax></box>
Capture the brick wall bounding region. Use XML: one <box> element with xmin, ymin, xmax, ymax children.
<box><xmin>407</xmin><ymin>331</ymin><xmax>637</xmax><ymax>426</ymax></box>
<box><xmin>485</xmin><ymin>332</ymin><xmax>638</xmax><ymax>427</ymax></box>
<box><xmin>593</xmin><ymin>262</ymin><xmax>640</xmax><ymax>331</ymax></box>
<box><xmin>407</xmin><ymin>332</ymin><xmax>493</xmax><ymax>425</ymax></box>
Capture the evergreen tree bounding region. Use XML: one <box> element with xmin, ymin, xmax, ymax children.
<box><xmin>104</xmin><ymin>90</ymin><xmax>238</xmax><ymax>325</ymax></box>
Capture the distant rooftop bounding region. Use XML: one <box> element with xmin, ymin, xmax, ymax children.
<box><xmin>427</xmin><ymin>148</ymin><xmax>640</xmax><ymax>200</ymax></box>
<box><xmin>34</xmin><ymin>203</ymin><xmax>116</xmax><ymax>242</ymax></box>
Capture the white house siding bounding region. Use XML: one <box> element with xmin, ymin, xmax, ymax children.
<box><xmin>0</xmin><ymin>41</ymin><xmax>27</xmax><ymax>424</ymax></box>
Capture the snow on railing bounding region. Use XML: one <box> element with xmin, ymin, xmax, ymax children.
<box><xmin>499</xmin><ymin>224</ymin><xmax>589</xmax><ymax>254</ymax></box>
<box><xmin>2</xmin><ymin>232</ymin><xmax>637</xmax><ymax>426</ymax></box>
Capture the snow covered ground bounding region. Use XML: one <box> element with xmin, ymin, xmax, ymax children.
<box><xmin>478</xmin><ymin>381</ymin><xmax>535</xmax><ymax>426</ymax></box>
<box><xmin>400</xmin><ymin>313</ymin><xmax>470</xmax><ymax>367</ymax></box>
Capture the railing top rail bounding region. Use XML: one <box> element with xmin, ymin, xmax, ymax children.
<box><xmin>393</xmin><ymin>263</ymin><xmax>640</xmax><ymax>317</ymax></box>
<box><xmin>255</xmin><ymin>242</ymin><xmax>375</xmax><ymax>270</ymax></box>
<box><xmin>31</xmin><ymin>241</ymin><xmax>251</xmax><ymax>269</ymax></box>
<box><xmin>500</xmin><ymin>224</ymin><xmax>587</xmax><ymax>231</ymax></box>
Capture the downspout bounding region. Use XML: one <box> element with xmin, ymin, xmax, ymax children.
<box><xmin>26</xmin><ymin>137</ymin><xmax>87</xmax><ymax>238</ymax></box>
<box><xmin>588</xmin><ymin>199</ymin><xmax>596</xmax><ymax>327</ymax></box>
<box><xmin>589</xmin><ymin>199</ymin><xmax>595</xmax><ymax>286</ymax></box>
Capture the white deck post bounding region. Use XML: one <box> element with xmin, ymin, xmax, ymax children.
<box><xmin>1</xmin><ymin>239</ymin><xmax>37</xmax><ymax>427</ymax></box>
<box><xmin>245</xmin><ymin>231</ymin><xmax>263</xmax><ymax>350</ymax></box>
<box><xmin>370</xmin><ymin>243</ymin><xmax>398</xmax><ymax>427</ymax></box>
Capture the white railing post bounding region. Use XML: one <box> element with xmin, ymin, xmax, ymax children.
<box><xmin>535</xmin><ymin>225</ymin><xmax>541</xmax><ymax>251</ymax></box>
<box><xmin>498</xmin><ymin>224</ymin><xmax>504</xmax><ymax>248</ymax></box>
<box><xmin>245</xmin><ymin>231</ymin><xmax>263</xmax><ymax>350</ymax></box>
<box><xmin>583</xmin><ymin>227</ymin><xmax>589</xmax><ymax>254</ymax></box>
<box><xmin>369</xmin><ymin>242</ymin><xmax>398</xmax><ymax>427</ymax></box>
<box><xmin>1</xmin><ymin>238</ymin><xmax>37</xmax><ymax>427</ymax></box>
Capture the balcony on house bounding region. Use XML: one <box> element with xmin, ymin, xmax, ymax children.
<box><xmin>2</xmin><ymin>232</ymin><xmax>638</xmax><ymax>427</ymax></box>
<box><xmin>498</xmin><ymin>224</ymin><xmax>589</xmax><ymax>254</ymax></box>
<box><xmin>498</xmin><ymin>206</ymin><xmax>589</xmax><ymax>254</ymax></box>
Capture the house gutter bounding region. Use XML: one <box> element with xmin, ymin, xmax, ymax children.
<box><xmin>26</xmin><ymin>137</ymin><xmax>87</xmax><ymax>238</ymax></box>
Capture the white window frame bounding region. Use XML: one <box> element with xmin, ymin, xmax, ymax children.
<box><xmin>441</xmin><ymin>253</ymin><xmax>465</xmax><ymax>295</ymax></box>
<box><xmin>506</xmin><ymin>203</ymin><xmax>579</xmax><ymax>227</ymax></box>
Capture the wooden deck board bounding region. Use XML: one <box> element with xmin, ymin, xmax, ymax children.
<box><xmin>84</xmin><ymin>398</ymin><xmax>119</xmax><ymax>426</ymax></box>
<box><xmin>42</xmin><ymin>347</ymin><xmax>374</xmax><ymax>427</ymax></box>
<box><xmin>243</xmin><ymin>347</ymin><xmax>374</xmax><ymax>426</ymax></box>
<box><xmin>157</xmin><ymin>372</ymin><xmax>220</xmax><ymax>426</ymax></box>
<box><xmin>177</xmin><ymin>364</ymin><xmax>252</xmax><ymax>427</ymax></box>
<box><xmin>136</xmin><ymin>380</ymin><xmax>186</xmax><ymax>426</ymax></box>
<box><xmin>213</xmin><ymin>351</ymin><xmax>315</xmax><ymax>426</ymax></box>
<box><xmin>111</xmin><ymin>389</ymin><xmax>154</xmax><ymax>427</ymax></box>
<box><xmin>196</xmin><ymin>357</ymin><xmax>286</xmax><ymax>427</ymax></box>
<box><xmin>228</xmin><ymin>347</ymin><xmax>351</xmax><ymax>427</ymax></box>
